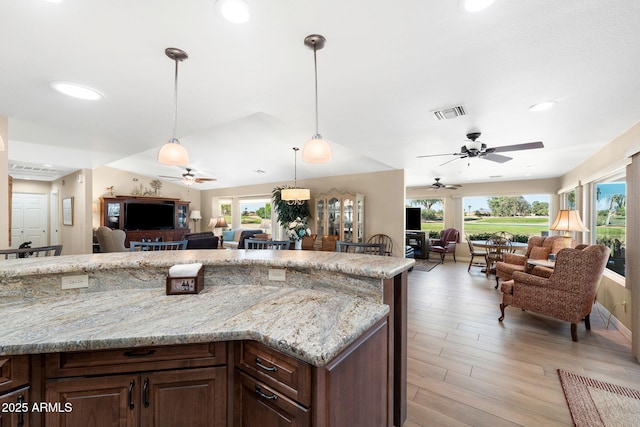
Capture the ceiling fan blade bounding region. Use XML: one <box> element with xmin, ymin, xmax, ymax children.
<box><xmin>483</xmin><ymin>153</ymin><xmax>512</xmax><ymax>163</ymax></box>
<box><xmin>439</xmin><ymin>156</ymin><xmax>463</xmax><ymax>167</ymax></box>
<box><xmin>194</xmin><ymin>178</ymin><xmax>217</xmax><ymax>182</ymax></box>
<box><xmin>443</xmin><ymin>184</ymin><xmax>462</xmax><ymax>189</ymax></box>
<box><xmin>490</xmin><ymin>141</ymin><xmax>544</xmax><ymax>153</ymax></box>
<box><xmin>417</xmin><ymin>152</ymin><xmax>458</xmax><ymax>158</ymax></box>
<box><xmin>159</xmin><ymin>175</ymin><xmax>181</xmax><ymax>179</ymax></box>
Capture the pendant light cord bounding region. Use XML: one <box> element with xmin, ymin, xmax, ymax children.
<box><xmin>172</xmin><ymin>58</ymin><xmax>179</xmax><ymax>141</ymax></box>
<box><xmin>293</xmin><ymin>147</ymin><xmax>299</xmax><ymax>186</ymax></box>
<box><xmin>313</xmin><ymin>46</ymin><xmax>319</xmax><ymax>135</ymax></box>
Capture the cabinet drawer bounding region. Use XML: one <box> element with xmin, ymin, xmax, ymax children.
<box><xmin>46</xmin><ymin>342</ymin><xmax>227</xmax><ymax>377</ymax></box>
<box><xmin>235</xmin><ymin>341</ymin><xmax>311</xmax><ymax>407</ymax></box>
<box><xmin>235</xmin><ymin>370</ymin><xmax>310</xmax><ymax>427</ymax></box>
<box><xmin>0</xmin><ymin>355</ymin><xmax>29</xmax><ymax>394</ymax></box>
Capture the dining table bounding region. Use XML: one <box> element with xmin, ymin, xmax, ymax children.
<box><xmin>470</xmin><ymin>240</ymin><xmax>528</xmax><ymax>276</ymax></box>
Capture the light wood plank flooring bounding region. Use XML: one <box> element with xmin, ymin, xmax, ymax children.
<box><xmin>404</xmin><ymin>262</ymin><xmax>640</xmax><ymax>427</ymax></box>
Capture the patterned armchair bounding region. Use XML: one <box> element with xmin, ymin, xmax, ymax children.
<box><xmin>494</xmin><ymin>235</ymin><xmax>567</xmax><ymax>288</ymax></box>
<box><xmin>428</xmin><ymin>228</ymin><xmax>460</xmax><ymax>262</ymax></box>
<box><xmin>498</xmin><ymin>244</ymin><xmax>610</xmax><ymax>341</ymax></box>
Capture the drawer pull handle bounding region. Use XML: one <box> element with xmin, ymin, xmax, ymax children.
<box><xmin>17</xmin><ymin>395</ymin><xmax>25</xmax><ymax>427</ymax></box>
<box><xmin>255</xmin><ymin>385</ymin><xmax>278</xmax><ymax>401</ymax></box>
<box><xmin>128</xmin><ymin>380</ymin><xmax>135</xmax><ymax>410</ymax></box>
<box><xmin>143</xmin><ymin>377</ymin><xmax>150</xmax><ymax>408</ymax></box>
<box><xmin>255</xmin><ymin>357</ymin><xmax>277</xmax><ymax>372</ymax></box>
<box><xmin>124</xmin><ymin>349</ymin><xmax>156</xmax><ymax>358</ymax></box>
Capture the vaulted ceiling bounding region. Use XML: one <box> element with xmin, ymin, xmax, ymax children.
<box><xmin>2</xmin><ymin>1</ymin><xmax>640</xmax><ymax>189</ymax></box>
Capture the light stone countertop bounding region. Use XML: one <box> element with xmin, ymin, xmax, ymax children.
<box><xmin>0</xmin><ymin>250</ymin><xmax>412</xmax><ymax>366</ymax></box>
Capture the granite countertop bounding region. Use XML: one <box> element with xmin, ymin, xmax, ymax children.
<box><xmin>0</xmin><ymin>250</ymin><xmax>411</xmax><ymax>366</ymax></box>
<box><xmin>0</xmin><ymin>249</ymin><xmax>414</xmax><ymax>280</ymax></box>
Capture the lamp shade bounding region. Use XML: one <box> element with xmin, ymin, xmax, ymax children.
<box><xmin>208</xmin><ymin>218</ymin><xmax>214</xmax><ymax>227</ymax></box>
<box><xmin>550</xmin><ymin>210</ymin><xmax>589</xmax><ymax>232</ymax></box>
<box><xmin>302</xmin><ymin>135</ymin><xmax>331</xmax><ymax>163</ymax></box>
<box><xmin>190</xmin><ymin>210</ymin><xmax>202</xmax><ymax>220</ymax></box>
<box><xmin>281</xmin><ymin>187</ymin><xmax>311</xmax><ymax>201</ymax></box>
<box><xmin>214</xmin><ymin>216</ymin><xmax>228</xmax><ymax>228</ymax></box>
<box><xmin>158</xmin><ymin>140</ymin><xmax>189</xmax><ymax>165</ymax></box>
<box><xmin>259</xmin><ymin>218</ymin><xmax>271</xmax><ymax>230</ymax></box>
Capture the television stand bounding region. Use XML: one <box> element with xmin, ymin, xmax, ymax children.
<box><xmin>405</xmin><ymin>231</ymin><xmax>429</xmax><ymax>259</ymax></box>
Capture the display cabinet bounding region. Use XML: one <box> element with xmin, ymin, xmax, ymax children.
<box><xmin>314</xmin><ymin>189</ymin><xmax>364</xmax><ymax>243</ymax></box>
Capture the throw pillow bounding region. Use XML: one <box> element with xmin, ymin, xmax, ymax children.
<box><xmin>222</xmin><ymin>230</ymin><xmax>235</xmax><ymax>241</ymax></box>
<box><xmin>529</xmin><ymin>246</ymin><xmax>550</xmax><ymax>260</ymax></box>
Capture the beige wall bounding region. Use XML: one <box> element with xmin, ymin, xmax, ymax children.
<box><xmin>0</xmin><ymin>116</ymin><xmax>8</xmax><ymax>248</ymax></box>
<box><xmin>202</xmin><ymin>170</ymin><xmax>407</xmax><ymax>256</ymax></box>
<box><xmin>92</xmin><ymin>166</ymin><xmax>202</xmax><ymax>230</ymax></box>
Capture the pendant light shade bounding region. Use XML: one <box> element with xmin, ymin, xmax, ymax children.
<box><xmin>158</xmin><ymin>47</ymin><xmax>190</xmax><ymax>166</ymax></box>
<box><xmin>281</xmin><ymin>147</ymin><xmax>310</xmax><ymax>205</ymax></box>
<box><xmin>302</xmin><ymin>34</ymin><xmax>331</xmax><ymax>163</ymax></box>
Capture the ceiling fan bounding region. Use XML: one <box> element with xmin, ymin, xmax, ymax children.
<box><xmin>417</xmin><ymin>132</ymin><xmax>544</xmax><ymax>166</ymax></box>
<box><xmin>159</xmin><ymin>168</ymin><xmax>216</xmax><ymax>187</ymax></box>
<box><xmin>429</xmin><ymin>177</ymin><xmax>461</xmax><ymax>190</ymax></box>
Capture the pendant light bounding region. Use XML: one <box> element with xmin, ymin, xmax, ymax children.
<box><xmin>158</xmin><ymin>47</ymin><xmax>190</xmax><ymax>166</ymax></box>
<box><xmin>302</xmin><ymin>34</ymin><xmax>331</xmax><ymax>163</ymax></box>
<box><xmin>281</xmin><ymin>147</ymin><xmax>310</xmax><ymax>205</ymax></box>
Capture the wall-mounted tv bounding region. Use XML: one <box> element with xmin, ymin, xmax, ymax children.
<box><xmin>406</xmin><ymin>207</ymin><xmax>421</xmax><ymax>231</ymax></box>
<box><xmin>125</xmin><ymin>201</ymin><xmax>175</xmax><ymax>230</ymax></box>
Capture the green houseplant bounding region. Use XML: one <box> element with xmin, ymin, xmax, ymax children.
<box><xmin>272</xmin><ymin>186</ymin><xmax>311</xmax><ymax>227</ymax></box>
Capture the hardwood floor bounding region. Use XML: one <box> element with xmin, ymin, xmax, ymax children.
<box><xmin>404</xmin><ymin>262</ymin><xmax>640</xmax><ymax>427</ymax></box>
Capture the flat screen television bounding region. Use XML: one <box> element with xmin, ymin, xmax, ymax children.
<box><xmin>125</xmin><ymin>202</ymin><xmax>175</xmax><ymax>230</ymax></box>
<box><xmin>406</xmin><ymin>207</ymin><xmax>422</xmax><ymax>231</ymax></box>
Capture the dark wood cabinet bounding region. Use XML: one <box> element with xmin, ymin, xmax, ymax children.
<box><xmin>43</xmin><ymin>344</ymin><xmax>227</xmax><ymax>427</ymax></box>
<box><xmin>406</xmin><ymin>231</ymin><xmax>429</xmax><ymax>259</ymax></box>
<box><xmin>0</xmin><ymin>355</ymin><xmax>30</xmax><ymax>427</ymax></box>
<box><xmin>100</xmin><ymin>197</ymin><xmax>191</xmax><ymax>247</ymax></box>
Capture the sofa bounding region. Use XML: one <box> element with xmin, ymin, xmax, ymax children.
<box><xmin>221</xmin><ymin>229</ymin><xmax>264</xmax><ymax>249</ymax></box>
<box><xmin>183</xmin><ymin>232</ymin><xmax>220</xmax><ymax>249</ymax></box>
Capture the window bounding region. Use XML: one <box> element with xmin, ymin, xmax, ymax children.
<box><xmin>406</xmin><ymin>198</ymin><xmax>443</xmax><ymax>238</ymax></box>
<box><xmin>463</xmin><ymin>194</ymin><xmax>550</xmax><ymax>242</ymax></box>
<box><xmin>594</xmin><ymin>174</ymin><xmax>626</xmax><ymax>277</ymax></box>
<box><xmin>239</xmin><ymin>199</ymin><xmax>271</xmax><ymax>230</ymax></box>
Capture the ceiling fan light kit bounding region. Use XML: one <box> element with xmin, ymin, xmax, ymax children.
<box><xmin>158</xmin><ymin>47</ymin><xmax>190</xmax><ymax>166</ymax></box>
<box><xmin>302</xmin><ymin>34</ymin><xmax>331</xmax><ymax>163</ymax></box>
<box><xmin>216</xmin><ymin>0</ymin><xmax>251</xmax><ymax>23</ymax></box>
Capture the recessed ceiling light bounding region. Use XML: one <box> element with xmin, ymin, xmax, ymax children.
<box><xmin>50</xmin><ymin>81</ymin><xmax>103</xmax><ymax>100</ymax></box>
<box><xmin>460</xmin><ymin>0</ymin><xmax>495</xmax><ymax>13</ymax></box>
<box><xmin>216</xmin><ymin>0</ymin><xmax>250</xmax><ymax>23</ymax></box>
<box><xmin>529</xmin><ymin>101</ymin><xmax>556</xmax><ymax>112</ymax></box>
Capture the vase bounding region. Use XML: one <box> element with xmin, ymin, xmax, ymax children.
<box><xmin>294</xmin><ymin>240</ymin><xmax>302</xmax><ymax>250</ymax></box>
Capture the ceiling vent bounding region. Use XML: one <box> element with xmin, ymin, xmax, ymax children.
<box><xmin>431</xmin><ymin>105</ymin><xmax>467</xmax><ymax>121</ymax></box>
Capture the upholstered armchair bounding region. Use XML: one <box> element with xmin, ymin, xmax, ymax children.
<box><xmin>96</xmin><ymin>226</ymin><xmax>127</xmax><ymax>252</ymax></box>
<box><xmin>494</xmin><ymin>235</ymin><xmax>567</xmax><ymax>288</ymax></box>
<box><xmin>498</xmin><ymin>244</ymin><xmax>610</xmax><ymax>341</ymax></box>
<box><xmin>428</xmin><ymin>228</ymin><xmax>460</xmax><ymax>262</ymax></box>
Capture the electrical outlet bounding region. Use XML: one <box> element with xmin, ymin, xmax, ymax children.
<box><xmin>623</xmin><ymin>301</ymin><xmax>627</xmax><ymax>313</ymax></box>
<box><xmin>62</xmin><ymin>274</ymin><xmax>89</xmax><ymax>289</ymax></box>
<box><xmin>268</xmin><ymin>269</ymin><xmax>286</xmax><ymax>281</ymax></box>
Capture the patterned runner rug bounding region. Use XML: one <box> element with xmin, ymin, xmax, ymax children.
<box><xmin>410</xmin><ymin>259</ymin><xmax>441</xmax><ymax>272</ymax></box>
<box><xmin>558</xmin><ymin>369</ymin><xmax>640</xmax><ymax>426</ymax></box>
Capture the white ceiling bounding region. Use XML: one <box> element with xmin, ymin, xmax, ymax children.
<box><xmin>2</xmin><ymin>1</ymin><xmax>640</xmax><ymax>189</ymax></box>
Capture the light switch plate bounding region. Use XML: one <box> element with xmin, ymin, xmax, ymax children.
<box><xmin>268</xmin><ymin>268</ymin><xmax>286</xmax><ymax>281</ymax></box>
<box><xmin>62</xmin><ymin>274</ymin><xmax>89</xmax><ymax>289</ymax></box>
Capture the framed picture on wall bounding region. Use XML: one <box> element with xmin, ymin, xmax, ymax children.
<box><xmin>63</xmin><ymin>197</ymin><xmax>74</xmax><ymax>226</ymax></box>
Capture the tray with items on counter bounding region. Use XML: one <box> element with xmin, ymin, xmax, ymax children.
<box><xmin>166</xmin><ymin>263</ymin><xmax>204</xmax><ymax>295</ymax></box>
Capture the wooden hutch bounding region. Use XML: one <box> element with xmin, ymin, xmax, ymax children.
<box><xmin>100</xmin><ymin>196</ymin><xmax>190</xmax><ymax>246</ymax></box>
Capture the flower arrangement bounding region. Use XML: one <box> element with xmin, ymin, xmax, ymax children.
<box><xmin>287</xmin><ymin>217</ymin><xmax>311</xmax><ymax>241</ymax></box>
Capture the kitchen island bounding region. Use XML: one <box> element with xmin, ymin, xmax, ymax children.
<box><xmin>0</xmin><ymin>250</ymin><xmax>413</xmax><ymax>426</ymax></box>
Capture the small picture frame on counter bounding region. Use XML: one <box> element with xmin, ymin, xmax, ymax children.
<box><xmin>166</xmin><ymin>264</ymin><xmax>204</xmax><ymax>295</ymax></box>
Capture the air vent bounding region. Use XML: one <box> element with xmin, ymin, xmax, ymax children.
<box><xmin>431</xmin><ymin>105</ymin><xmax>467</xmax><ymax>120</ymax></box>
<box><xmin>9</xmin><ymin>161</ymin><xmax>76</xmax><ymax>181</ymax></box>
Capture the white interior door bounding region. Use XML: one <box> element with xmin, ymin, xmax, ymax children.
<box><xmin>11</xmin><ymin>193</ymin><xmax>48</xmax><ymax>248</ymax></box>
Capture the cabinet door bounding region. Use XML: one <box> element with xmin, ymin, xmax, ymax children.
<box><xmin>315</xmin><ymin>199</ymin><xmax>325</xmax><ymax>238</ymax></box>
<box><xmin>0</xmin><ymin>387</ymin><xmax>29</xmax><ymax>427</ymax></box>
<box><xmin>176</xmin><ymin>203</ymin><xmax>189</xmax><ymax>229</ymax></box>
<box><xmin>45</xmin><ymin>374</ymin><xmax>138</xmax><ymax>427</ymax></box>
<box><xmin>103</xmin><ymin>200</ymin><xmax>124</xmax><ymax>229</ymax></box>
<box><xmin>141</xmin><ymin>367</ymin><xmax>226</xmax><ymax>427</ymax></box>
<box><xmin>234</xmin><ymin>371</ymin><xmax>309</xmax><ymax>427</ymax></box>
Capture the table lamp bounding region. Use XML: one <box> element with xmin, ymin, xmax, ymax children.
<box><xmin>190</xmin><ymin>210</ymin><xmax>202</xmax><ymax>232</ymax></box>
<box><xmin>209</xmin><ymin>216</ymin><xmax>228</xmax><ymax>248</ymax></box>
<box><xmin>550</xmin><ymin>209</ymin><xmax>589</xmax><ymax>247</ymax></box>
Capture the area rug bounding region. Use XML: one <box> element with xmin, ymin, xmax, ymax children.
<box><xmin>410</xmin><ymin>259</ymin><xmax>441</xmax><ymax>272</ymax></box>
<box><xmin>557</xmin><ymin>369</ymin><xmax>640</xmax><ymax>427</ymax></box>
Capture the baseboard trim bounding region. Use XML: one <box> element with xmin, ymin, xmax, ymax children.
<box><xmin>594</xmin><ymin>301</ymin><xmax>632</xmax><ymax>342</ymax></box>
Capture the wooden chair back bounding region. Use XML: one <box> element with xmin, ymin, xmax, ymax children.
<box><xmin>0</xmin><ymin>245</ymin><xmax>63</xmax><ymax>260</ymax></box>
<box><xmin>130</xmin><ymin>240</ymin><xmax>188</xmax><ymax>251</ymax></box>
<box><xmin>336</xmin><ymin>241</ymin><xmax>385</xmax><ymax>255</ymax></box>
<box><xmin>245</xmin><ymin>239</ymin><xmax>291</xmax><ymax>250</ymax></box>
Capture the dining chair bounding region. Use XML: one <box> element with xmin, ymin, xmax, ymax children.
<box><xmin>484</xmin><ymin>237</ymin><xmax>511</xmax><ymax>277</ymax></box>
<box><xmin>0</xmin><ymin>244</ymin><xmax>63</xmax><ymax>260</ymax></box>
<box><xmin>367</xmin><ymin>234</ymin><xmax>394</xmax><ymax>256</ymax></box>
<box><xmin>245</xmin><ymin>239</ymin><xmax>291</xmax><ymax>250</ymax></box>
<box><xmin>465</xmin><ymin>235</ymin><xmax>486</xmax><ymax>272</ymax></box>
<box><xmin>130</xmin><ymin>240</ymin><xmax>188</xmax><ymax>251</ymax></box>
<box><xmin>336</xmin><ymin>241</ymin><xmax>385</xmax><ymax>255</ymax></box>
